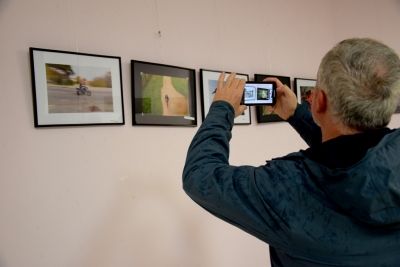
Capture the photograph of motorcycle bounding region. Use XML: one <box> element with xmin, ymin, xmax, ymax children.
<box><xmin>76</xmin><ymin>82</ymin><xmax>92</xmax><ymax>96</ymax></box>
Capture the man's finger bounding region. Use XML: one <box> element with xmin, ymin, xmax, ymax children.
<box><xmin>238</xmin><ymin>78</ymin><xmax>246</xmax><ymax>89</ymax></box>
<box><xmin>218</xmin><ymin>72</ymin><xmax>226</xmax><ymax>89</ymax></box>
<box><xmin>276</xmin><ymin>84</ymin><xmax>290</xmax><ymax>99</ymax></box>
<box><xmin>236</xmin><ymin>105</ymin><xmax>247</xmax><ymax>118</ymax></box>
<box><xmin>263</xmin><ymin>77</ymin><xmax>284</xmax><ymax>87</ymax></box>
<box><xmin>225</xmin><ymin>72</ymin><xmax>236</xmax><ymax>87</ymax></box>
<box><xmin>230</xmin><ymin>77</ymin><xmax>240</xmax><ymax>90</ymax></box>
<box><xmin>266</xmin><ymin>105</ymin><xmax>276</xmax><ymax>113</ymax></box>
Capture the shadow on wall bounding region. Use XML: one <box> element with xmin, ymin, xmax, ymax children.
<box><xmin>0</xmin><ymin>0</ymin><xmax>11</xmax><ymax>15</ymax></box>
<box><xmin>77</xmin><ymin>176</ymin><xmax>208</xmax><ymax>267</ymax></box>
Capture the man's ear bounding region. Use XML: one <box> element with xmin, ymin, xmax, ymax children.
<box><xmin>316</xmin><ymin>90</ymin><xmax>327</xmax><ymax>113</ymax></box>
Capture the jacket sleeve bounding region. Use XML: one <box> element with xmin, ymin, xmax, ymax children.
<box><xmin>287</xmin><ymin>102</ymin><xmax>322</xmax><ymax>147</ymax></box>
<box><xmin>182</xmin><ymin>101</ymin><xmax>307</xmax><ymax>248</ymax></box>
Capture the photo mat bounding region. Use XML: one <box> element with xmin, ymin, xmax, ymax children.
<box><xmin>254</xmin><ymin>74</ymin><xmax>292</xmax><ymax>123</ymax></box>
<box><xmin>200</xmin><ymin>69</ymin><xmax>251</xmax><ymax>125</ymax></box>
<box><xmin>131</xmin><ymin>60</ymin><xmax>197</xmax><ymax>126</ymax></box>
<box><xmin>30</xmin><ymin>47</ymin><xmax>124</xmax><ymax>127</ymax></box>
<box><xmin>294</xmin><ymin>78</ymin><xmax>317</xmax><ymax>107</ymax></box>
<box><xmin>244</xmin><ymin>87</ymin><xmax>256</xmax><ymax>100</ymax></box>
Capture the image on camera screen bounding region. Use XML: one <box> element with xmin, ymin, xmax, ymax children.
<box><xmin>257</xmin><ymin>88</ymin><xmax>270</xmax><ymax>100</ymax></box>
<box><xmin>244</xmin><ymin>83</ymin><xmax>274</xmax><ymax>105</ymax></box>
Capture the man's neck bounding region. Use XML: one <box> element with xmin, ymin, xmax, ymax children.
<box><xmin>320</xmin><ymin>116</ymin><xmax>361</xmax><ymax>143</ymax></box>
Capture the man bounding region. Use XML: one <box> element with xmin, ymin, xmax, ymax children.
<box><xmin>182</xmin><ymin>38</ymin><xmax>400</xmax><ymax>266</ymax></box>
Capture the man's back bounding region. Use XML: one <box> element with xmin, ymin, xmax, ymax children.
<box><xmin>267</xmin><ymin>121</ymin><xmax>400</xmax><ymax>266</ymax></box>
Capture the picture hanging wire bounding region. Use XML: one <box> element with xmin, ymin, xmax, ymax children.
<box><xmin>257</xmin><ymin>0</ymin><xmax>271</xmax><ymax>74</ymax></box>
<box><xmin>154</xmin><ymin>0</ymin><xmax>164</xmax><ymax>63</ymax></box>
<box><xmin>68</xmin><ymin>0</ymin><xmax>79</xmax><ymax>53</ymax></box>
<box><xmin>213</xmin><ymin>0</ymin><xmax>223</xmax><ymax>70</ymax></box>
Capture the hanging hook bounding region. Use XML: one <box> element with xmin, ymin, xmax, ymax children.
<box><xmin>158</xmin><ymin>31</ymin><xmax>161</xmax><ymax>37</ymax></box>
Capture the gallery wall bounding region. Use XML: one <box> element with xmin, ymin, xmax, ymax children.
<box><xmin>1</xmin><ymin>0</ymin><xmax>400</xmax><ymax>266</ymax></box>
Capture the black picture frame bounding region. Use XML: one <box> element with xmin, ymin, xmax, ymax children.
<box><xmin>294</xmin><ymin>78</ymin><xmax>316</xmax><ymax>105</ymax></box>
<box><xmin>200</xmin><ymin>69</ymin><xmax>251</xmax><ymax>125</ymax></box>
<box><xmin>29</xmin><ymin>47</ymin><xmax>124</xmax><ymax>127</ymax></box>
<box><xmin>131</xmin><ymin>60</ymin><xmax>197</xmax><ymax>127</ymax></box>
<box><xmin>254</xmin><ymin>74</ymin><xmax>292</xmax><ymax>123</ymax></box>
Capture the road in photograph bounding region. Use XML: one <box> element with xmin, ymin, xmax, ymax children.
<box><xmin>47</xmin><ymin>85</ymin><xmax>113</xmax><ymax>113</ymax></box>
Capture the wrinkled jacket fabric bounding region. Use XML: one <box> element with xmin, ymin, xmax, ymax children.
<box><xmin>183</xmin><ymin>101</ymin><xmax>400</xmax><ymax>267</ymax></box>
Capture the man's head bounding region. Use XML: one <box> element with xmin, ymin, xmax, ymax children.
<box><xmin>316</xmin><ymin>38</ymin><xmax>400</xmax><ymax>132</ymax></box>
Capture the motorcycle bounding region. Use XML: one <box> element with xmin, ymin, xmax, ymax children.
<box><xmin>76</xmin><ymin>85</ymin><xmax>92</xmax><ymax>96</ymax></box>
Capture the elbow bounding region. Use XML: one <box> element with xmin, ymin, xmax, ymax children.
<box><xmin>182</xmin><ymin>165</ymin><xmax>205</xmax><ymax>200</ymax></box>
<box><xmin>182</xmin><ymin>181</ymin><xmax>191</xmax><ymax>197</ymax></box>
<box><xmin>182</xmin><ymin>168</ymin><xmax>195</xmax><ymax>197</ymax></box>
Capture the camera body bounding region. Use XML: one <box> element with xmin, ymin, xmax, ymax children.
<box><xmin>242</xmin><ymin>81</ymin><xmax>276</xmax><ymax>106</ymax></box>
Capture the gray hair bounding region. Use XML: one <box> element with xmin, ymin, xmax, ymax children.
<box><xmin>317</xmin><ymin>38</ymin><xmax>400</xmax><ymax>131</ymax></box>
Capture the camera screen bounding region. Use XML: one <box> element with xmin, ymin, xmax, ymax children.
<box><xmin>243</xmin><ymin>82</ymin><xmax>276</xmax><ymax>105</ymax></box>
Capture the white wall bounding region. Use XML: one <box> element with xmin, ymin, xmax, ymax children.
<box><xmin>1</xmin><ymin>0</ymin><xmax>400</xmax><ymax>266</ymax></box>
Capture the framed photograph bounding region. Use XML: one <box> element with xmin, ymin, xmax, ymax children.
<box><xmin>294</xmin><ymin>78</ymin><xmax>316</xmax><ymax>106</ymax></box>
<box><xmin>131</xmin><ymin>60</ymin><xmax>197</xmax><ymax>126</ymax></box>
<box><xmin>254</xmin><ymin>74</ymin><xmax>292</xmax><ymax>123</ymax></box>
<box><xmin>200</xmin><ymin>69</ymin><xmax>251</xmax><ymax>125</ymax></box>
<box><xmin>29</xmin><ymin>47</ymin><xmax>124</xmax><ymax>127</ymax></box>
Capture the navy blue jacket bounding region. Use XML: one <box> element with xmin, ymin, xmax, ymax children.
<box><xmin>183</xmin><ymin>101</ymin><xmax>400</xmax><ymax>266</ymax></box>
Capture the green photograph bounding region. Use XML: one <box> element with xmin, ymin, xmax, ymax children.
<box><xmin>141</xmin><ymin>73</ymin><xmax>189</xmax><ymax>116</ymax></box>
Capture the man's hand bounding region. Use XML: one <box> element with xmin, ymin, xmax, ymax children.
<box><xmin>263</xmin><ymin>77</ymin><xmax>297</xmax><ymax>120</ymax></box>
<box><xmin>213</xmin><ymin>72</ymin><xmax>247</xmax><ymax>118</ymax></box>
